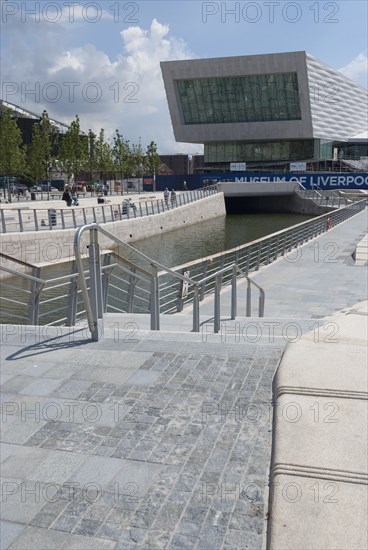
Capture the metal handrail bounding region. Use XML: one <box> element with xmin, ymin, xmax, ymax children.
<box><xmin>0</xmin><ymin>185</ymin><xmax>219</xmax><ymax>233</ymax></box>
<box><xmin>1</xmin><ymin>198</ymin><xmax>366</xmax><ymax>332</ymax></box>
<box><xmin>73</xmin><ymin>224</ymin><xmax>266</xmax><ymax>338</ymax></box>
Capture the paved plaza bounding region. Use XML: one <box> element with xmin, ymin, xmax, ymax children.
<box><xmin>1</xmin><ymin>326</ymin><xmax>285</xmax><ymax>549</ymax></box>
<box><xmin>1</xmin><ymin>207</ymin><xmax>367</xmax><ymax>549</ymax></box>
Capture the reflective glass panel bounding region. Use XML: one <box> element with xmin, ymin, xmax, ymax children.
<box><xmin>177</xmin><ymin>73</ymin><xmax>301</xmax><ymax>124</ymax></box>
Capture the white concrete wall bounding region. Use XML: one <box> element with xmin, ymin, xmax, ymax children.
<box><xmin>0</xmin><ymin>194</ymin><xmax>225</xmax><ymax>270</ymax></box>
<box><xmin>218</xmin><ymin>181</ymin><xmax>299</xmax><ymax>196</ymax></box>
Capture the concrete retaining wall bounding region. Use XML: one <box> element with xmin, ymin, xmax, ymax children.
<box><xmin>0</xmin><ymin>193</ymin><xmax>225</xmax><ymax>270</ymax></box>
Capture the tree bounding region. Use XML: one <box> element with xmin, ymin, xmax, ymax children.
<box><xmin>87</xmin><ymin>129</ymin><xmax>96</xmax><ymax>189</ymax></box>
<box><xmin>27</xmin><ymin>124</ymin><xmax>44</xmax><ymax>188</ymax></box>
<box><xmin>131</xmin><ymin>139</ymin><xmax>146</xmax><ymax>190</ymax></box>
<box><xmin>27</xmin><ymin>110</ymin><xmax>55</xmax><ymax>198</ymax></box>
<box><xmin>112</xmin><ymin>130</ymin><xmax>131</xmax><ymax>194</ymax></box>
<box><xmin>146</xmin><ymin>141</ymin><xmax>161</xmax><ymax>191</ymax></box>
<box><xmin>0</xmin><ymin>107</ymin><xmax>26</xmax><ymax>202</ymax></box>
<box><xmin>59</xmin><ymin>115</ymin><xmax>87</xmax><ymax>186</ymax></box>
<box><xmin>95</xmin><ymin>129</ymin><xmax>113</xmax><ymax>191</ymax></box>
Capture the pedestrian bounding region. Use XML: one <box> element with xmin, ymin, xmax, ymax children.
<box><xmin>170</xmin><ymin>189</ymin><xmax>176</xmax><ymax>205</ymax></box>
<box><xmin>183</xmin><ymin>180</ymin><xmax>188</xmax><ymax>191</ymax></box>
<box><xmin>62</xmin><ymin>187</ymin><xmax>72</xmax><ymax>206</ymax></box>
<box><xmin>164</xmin><ymin>188</ymin><xmax>169</xmax><ymax>205</ymax></box>
<box><xmin>326</xmin><ymin>217</ymin><xmax>332</xmax><ymax>230</ymax></box>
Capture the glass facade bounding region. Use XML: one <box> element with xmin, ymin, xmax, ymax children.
<box><xmin>205</xmin><ymin>140</ymin><xmax>314</xmax><ymax>163</ymax></box>
<box><xmin>319</xmin><ymin>139</ymin><xmax>333</xmax><ymax>160</ymax></box>
<box><xmin>177</xmin><ymin>73</ymin><xmax>301</xmax><ymax>125</ymax></box>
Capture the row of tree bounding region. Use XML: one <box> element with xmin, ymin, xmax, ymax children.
<box><xmin>0</xmin><ymin>108</ymin><xmax>161</xmax><ymax>191</ymax></box>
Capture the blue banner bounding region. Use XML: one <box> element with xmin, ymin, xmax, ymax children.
<box><xmin>156</xmin><ymin>172</ymin><xmax>368</xmax><ymax>191</ymax></box>
<box><xmin>230</xmin><ymin>172</ymin><xmax>368</xmax><ymax>190</ymax></box>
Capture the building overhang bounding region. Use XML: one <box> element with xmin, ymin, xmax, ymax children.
<box><xmin>161</xmin><ymin>51</ymin><xmax>314</xmax><ymax>143</ymax></box>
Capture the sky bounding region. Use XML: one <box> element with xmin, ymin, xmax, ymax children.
<box><xmin>1</xmin><ymin>0</ymin><xmax>367</xmax><ymax>154</ymax></box>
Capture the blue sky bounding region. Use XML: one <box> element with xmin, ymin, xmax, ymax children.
<box><xmin>1</xmin><ymin>0</ymin><xmax>367</xmax><ymax>153</ymax></box>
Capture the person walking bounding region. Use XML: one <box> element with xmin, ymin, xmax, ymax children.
<box><xmin>62</xmin><ymin>186</ymin><xmax>72</xmax><ymax>206</ymax></box>
<box><xmin>164</xmin><ymin>188</ymin><xmax>169</xmax><ymax>205</ymax></box>
<box><xmin>170</xmin><ymin>189</ymin><xmax>176</xmax><ymax>205</ymax></box>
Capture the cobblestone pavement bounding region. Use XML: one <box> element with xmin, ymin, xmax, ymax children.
<box><xmin>1</xmin><ymin>328</ymin><xmax>285</xmax><ymax>549</ymax></box>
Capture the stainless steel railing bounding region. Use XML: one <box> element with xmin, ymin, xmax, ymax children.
<box><xmin>155</xmin><ymin>199</ymin><xmax>366</xmax><ymax>315</ymax></box>
<box><xmin>1</xmin><ymin>199</ymin><xmax>366</xmax><ymax>336</ymax></box>
<box><xmin>0</xmin><ymin>186</ymin><xmax>218</xmax><ymax>233</ymax></box>
<box><xmin>295</xmin><ymin>188</ymin><xmax>349</xmax><ymax>207</ymax></box>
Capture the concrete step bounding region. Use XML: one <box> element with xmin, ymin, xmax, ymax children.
<box><xmin>104</xmin><ymin>312</ymin><xmax>325</xmax><ymax>346</ymax></box>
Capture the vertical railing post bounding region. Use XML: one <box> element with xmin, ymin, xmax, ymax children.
<box><xmin>127</xmin><ymin>267</ymin><xmax>137</xmax><ymax>313</ymax></box>
<box><xmin>231</xmin><ymin>265</ymin><xmax>237</xmax><ymax>320</ymax></box>
<box><xmin>83</xmin><ymin>208</ymin><xmax>88</xmax><ymax>224</ymax></box>
<box><xmin>246</xmin><ymin>280</ymin><xmax>252</xmax><ymax>317</ymax></box>
<box><xmin>214</xmin><ymin>275</ymin><xmax>221</xmax><ymax>334</ymax></box>
<box><xmin>28</xmin><ymin>267</ymin><xmax>42</xmax><ymax>324</ymax></box>
<box><xmin>18</xmin><ymin>210</ymin><xmax>24</xmax><ymax>232</ymax></box>
<box><xmin>101</xmin><ymin>255</ymin><xmax>113</xmax><ymax>313</ymax></box>
<box><xmin>245</xmin><ymin>247</ymin><xmax>251</xmax><ymax>274</ymax></box>
<box><xmin>265</xmin><ymin>239</ymin><xmax>271</xmax><ymax>264</ymax></box>
<box><xmin>259</xmin><ymin>289</ymin><xmax>265</xmax><ymax>317</ymax></box>
<box><xmin>176</xmin><ymin>271</ymin><xmax>184</xmax><ymax>312</ymax></box>
<box><xmin>200</xmin><ymin>262</ymin><xmax>208</xmax><ymax>300</ymax></box>
<box><xmin>66</xmin><ymin>261</ymin><xmax>78</xmax><ymax>326</ymax></box>
<box><xmin>274</xmin><ymin>236</ymin><xmax>280</xmax><ymax>261</ymax></box>
<box><xmin>145</xmin><ymin>202</ymin><xmax>149</xmax><ymax>216</ymax></box>
<box><xmin>33</xmin><ymin>210</ymin><xmax>39</xmax><ymax>231</ymax></box>
<box><xmin>256</xmin><ymin>242</ymin><xmax>262</xmax><ymax>270</ymax></box>
<box><xmin>88</xmin><ymin>227</ymin><xmax>104</xmax><ymax>340</ymax></box>
<box><xmin>72</xmin><ymin>209</ymin><xmax>77</xmax><ymax>228</ymax></box>
<box><xmin>139</xmin><ymin>203</ymin><xmax>143</xmax><ymax>217</ymax></box>
<box><xmin>1</xmin><ymin>209</ymin><xmax>6</xmax><ymax>233</ymax></box>
<box><xmin>193</xmin><ymin>287</ymin><xmax>200</xmax><ymax>332</ymax></box>
<box><xmin>150</xmin><ymin>264</ymin><xmax>160</xmax><ymax>330</ymax></box>
<box><xmin>60</xmin><ymin>210</ymin><xmax>65</xmax><ymax>229</ymax></box>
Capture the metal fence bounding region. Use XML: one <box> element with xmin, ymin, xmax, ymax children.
<box><xmin>295</xmin><ymin>188</ymin><xmax>349</xmax><ymax>206</ymax></box>
<box><xmin>0</xmin><ymin>186</ymin><xmax>218</xmax><ymax>233</ymax></box>
<box><xmin>1</xmin><ymin>199</ymin><xmax>366</xmax><ymax>337</ymax></box>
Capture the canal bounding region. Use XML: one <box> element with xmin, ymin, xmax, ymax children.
<box><xmin>0</xmin><ymin>212</ymin><xmax>313</xmax><ymax>324</ymax></box>
<box><xmin>130</xmin><ymin>212</ymin><xmax>313</xmax><ymax>268</ymax></box>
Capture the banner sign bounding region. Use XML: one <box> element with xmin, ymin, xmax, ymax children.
<box><xmin>230</xmin><ymin>162</ymin><xmax>246</xmax><ymax>171</ymax></box>
<box><xmin>156</xmin><ymin>172</ymin><xmax>368</xmax><ymax>191</ymax></box>
<box><xmin>290</xmin><ymin>162</ymin><xmax>306</xmax><ymax>171</ymax></box>
<box><xmin>231</xmin><ymin>172</ymin><xmax>368</xmax><ymax>190</ymax></box>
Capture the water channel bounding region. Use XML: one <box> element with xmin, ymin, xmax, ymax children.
<box><xmin>0</xmin><ymin>212</ymin><xmax>313</xmax><ymax>324</ymax></box>
<box><xmin>131</xmin><ymin>212</ymin><xmax>313</xmax><ymax>268</ymax></box>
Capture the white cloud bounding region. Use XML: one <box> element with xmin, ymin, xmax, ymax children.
<box><xmin>339</xmin><ymin>51</ymin><xmax>368</xmax><ymax>89</ymax></box>
<box><xmin>1</xmin><ymin>17</ymin><xmax>198</xmax><ymax>153</ymax></box>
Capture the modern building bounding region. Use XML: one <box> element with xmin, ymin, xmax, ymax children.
<box><xmin>0</xmin><ymin>99</ymin><xmax>69</xmax><ymax>146</ymax></box>
<box><xmin>161</xmin><ymin>51</ymin><xmax>368</xmax><ymax>172</ymax></box>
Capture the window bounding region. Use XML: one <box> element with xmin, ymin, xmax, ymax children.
<box><xmin>177</xmin><ymin>73</ymin><xmax>301</xmax><ymax>125</ymax></box>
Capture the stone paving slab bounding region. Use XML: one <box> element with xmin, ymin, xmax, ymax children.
<box><xmin>1</xmin><ymin>325</ymin><xmax>285</xmax><ymax>549</ymax></box>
